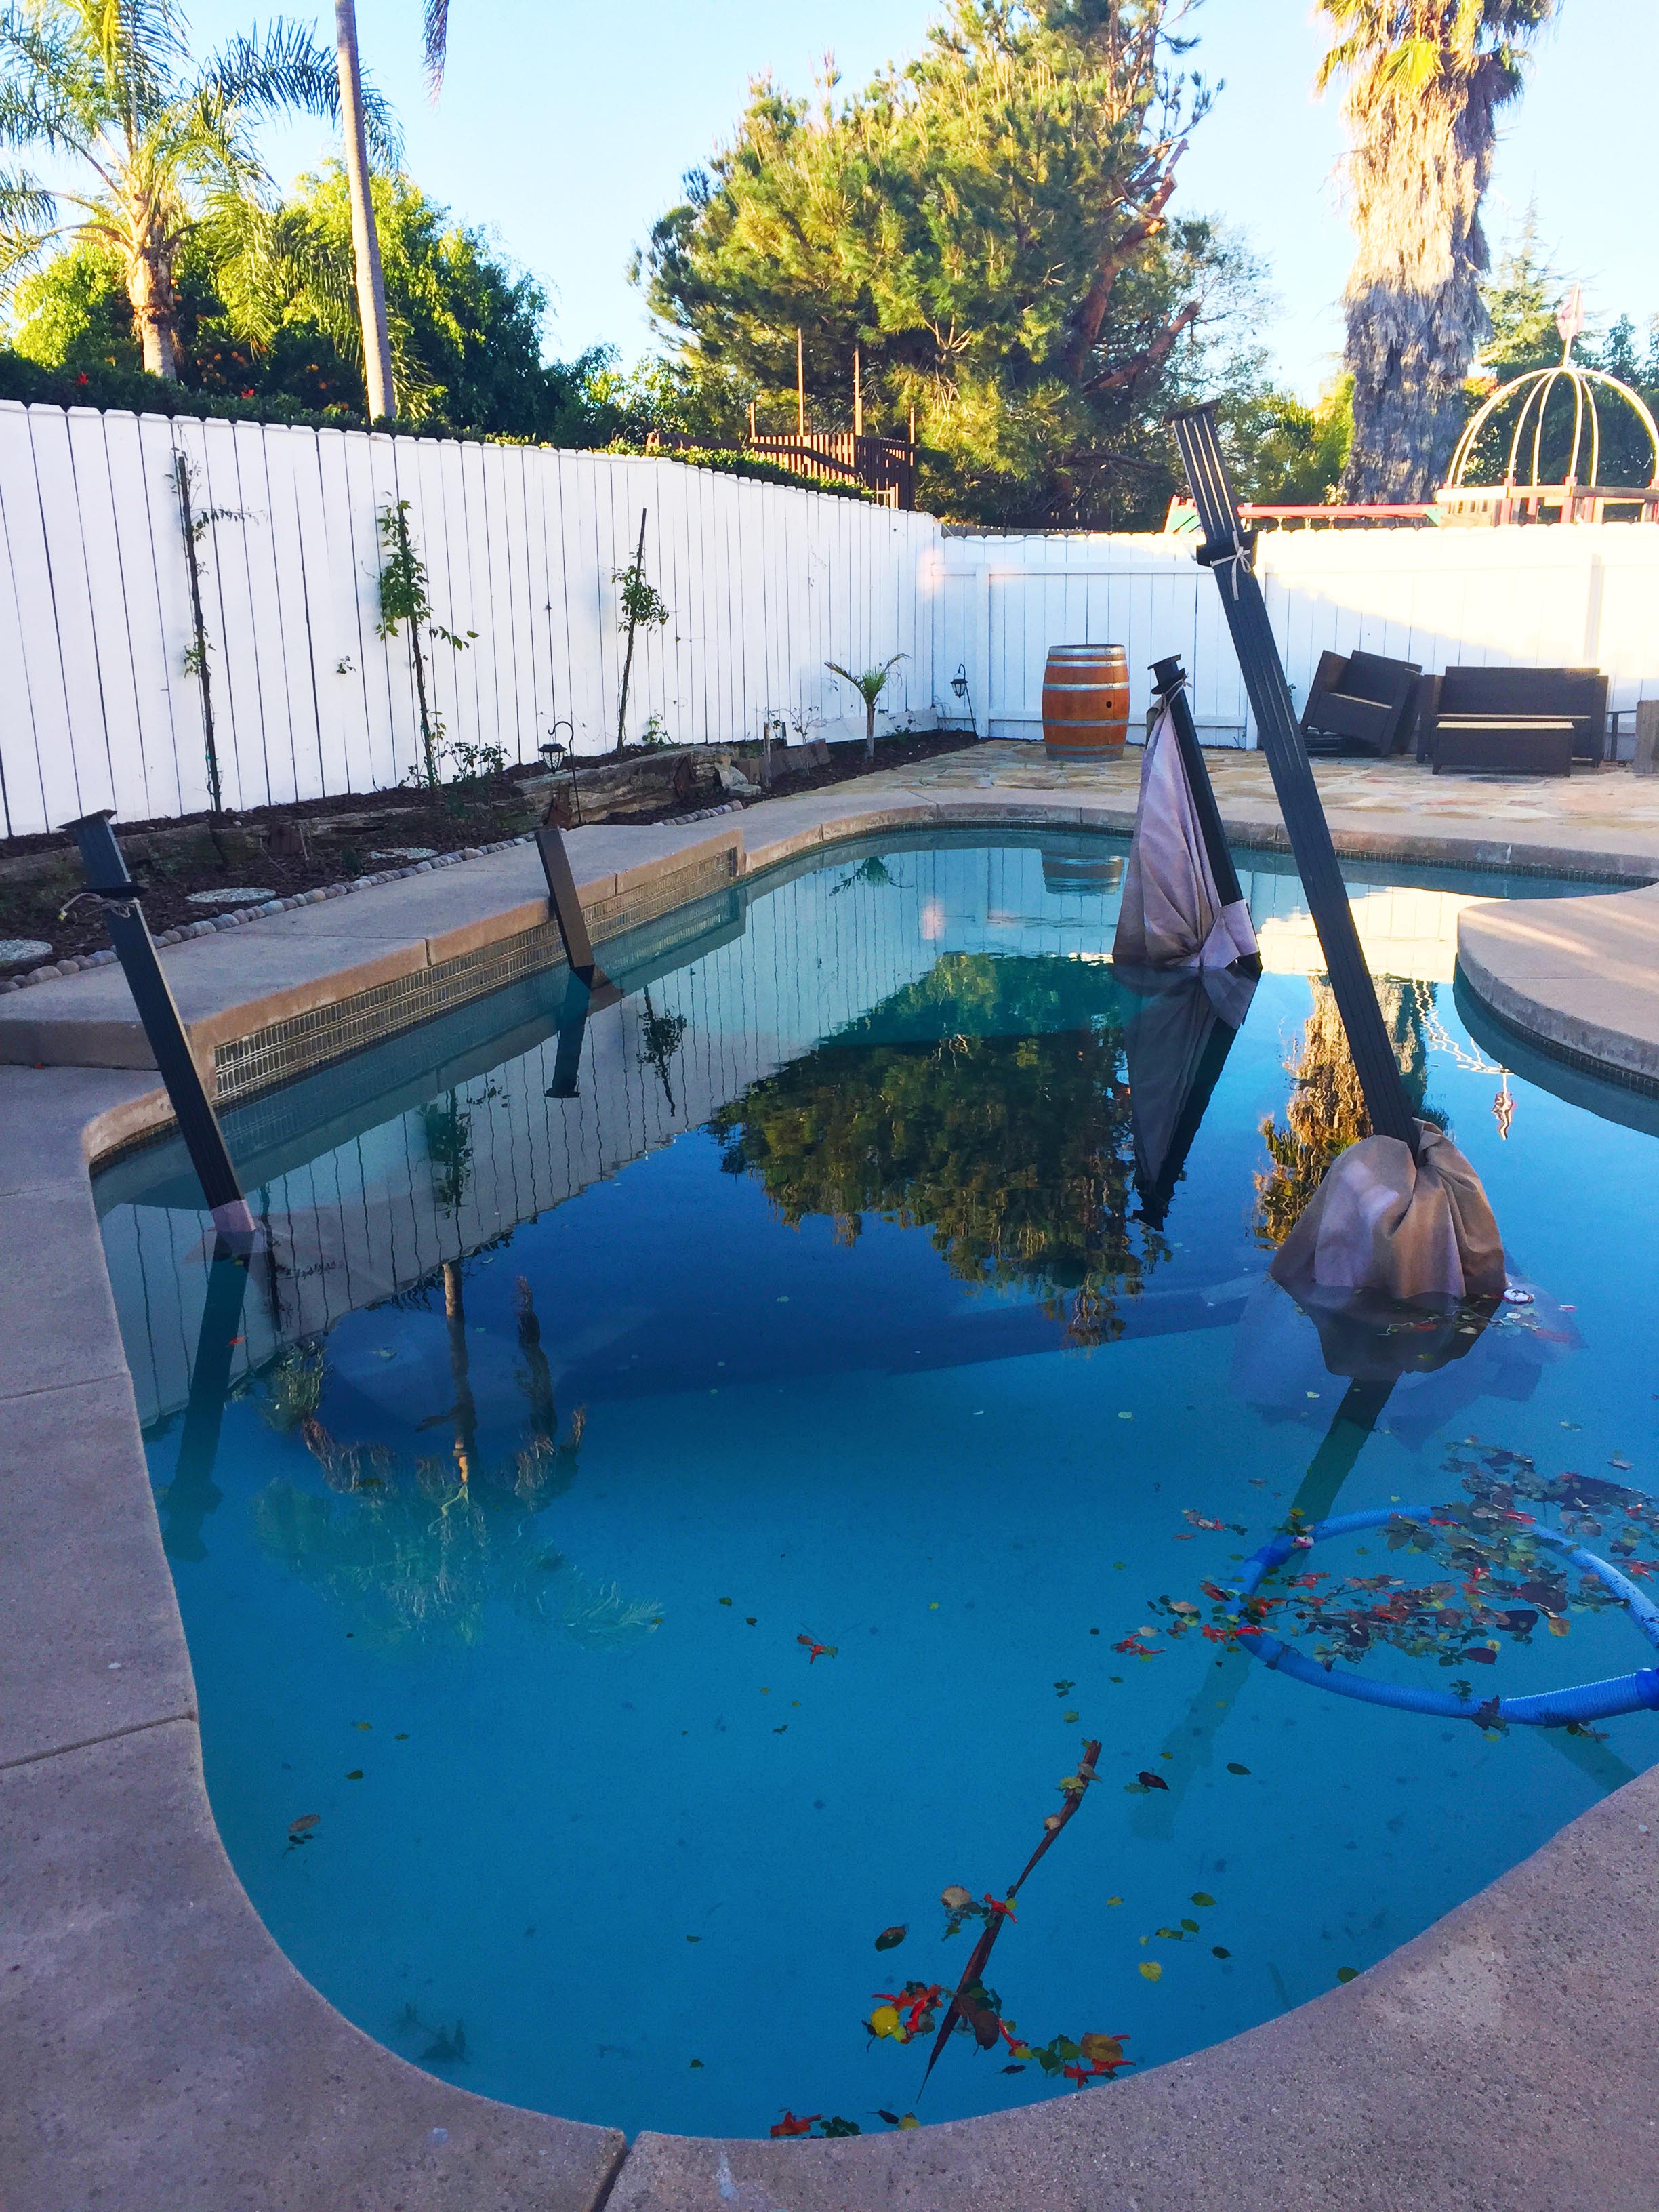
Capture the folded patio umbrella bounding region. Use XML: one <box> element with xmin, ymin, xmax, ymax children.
<box><xmin>1268</xmin><ymin>1120</ymin><xmax>1507</xmax><ymax>1307</ymax></box>
<box><xmin>1113</xmin><ymin>702</ymin><xmax>1259</xmax><ymax>972</ymax></box>
<box><xmin>1123</xmin><ymin>966</ymin><xmax>1257</xmax><ymax>1229</ymax></box>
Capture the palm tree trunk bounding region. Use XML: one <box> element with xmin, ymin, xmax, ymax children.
<box><xmin>334</xmin><ymin>0</ymin><xmax>397</xmax><ymax>423</ymax></box>
<box><xmin>126</xmin><ymin>242</ymin><xmax>181</xmax><ymax>380</ymax></box>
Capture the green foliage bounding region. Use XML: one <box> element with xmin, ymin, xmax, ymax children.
<box><xmin>376</xmin><ymin>500</ymin><xmax>474</xmax><ymax>790</ymax></box>
<box><xmin>633</xmin><ymin>3</ymin><xmax>1262</xmax><ymax>529</ymax></box>
<box><xmin>826</xmin><ymin>653</ymin><xmax>907</xmax><ymax>756</ymax></box>
<box><xmin>3</xmin><ymin>157</ymin><xmax>629</xmax><ymax>442</ymax></box>
<box><xmin>1456</xmin><ymin>211</ymin><xmax>1659</xmax><ymax>489</ymax></box>
<box><xmin>1222</xmin><ymin>377</ymin><xmax>1354</xmax><ymax>506</ymax></box>
<box><xmin>613</xmin><ymin>548</ymin><xmax>670</xmax><ymax>638</ymax></box>
<box><xmin>1477</xmin><ymin>206</ymin><xmax>1563</xmax><ymax>377</ymax></box>
<box><xmin>0</xmin><ymin>0</ymin><xmax>389</xmax><ymax>378</ymax></box>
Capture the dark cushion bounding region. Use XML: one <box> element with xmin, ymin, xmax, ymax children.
<box><xmin>1340</xmin><ymin>650</ymin><xmax>1419</xmax><ymax>707</ymax></box>
<box><xmin>1439</xmin><ymin>665</ymin><xmax>1602</xmax><ymax>720</ymax></box>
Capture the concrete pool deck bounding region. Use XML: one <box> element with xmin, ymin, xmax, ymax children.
<box><xmin>5</xmin><ymin>745</ymin><xmax>1659</xmax><ymax>2211</ymax></box>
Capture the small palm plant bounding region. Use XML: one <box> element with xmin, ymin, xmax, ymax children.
<box><xmin>825</xmin><ymin>653</ymin><xmax>907</xmax><ymax>760</ymax></box>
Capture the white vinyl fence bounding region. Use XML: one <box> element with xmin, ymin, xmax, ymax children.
<box><xmin>1</xmin><ymin>394</ymin><xmax>1658</xmax><ymax>838</ymax></box>
<box><xmin>0</xmin><ymin>401</ymin><xmax>938</xmax><ymax>838</ymax></box>
<box><xmin>934</xmin><ymin>523</ymin><xmax>1659</xmax><ymax>745</ymax></box>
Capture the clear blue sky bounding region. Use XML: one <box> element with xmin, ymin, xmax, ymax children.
<box><xmin>194</xmin><ymin>0</ymin><xmax>1656</xmax><ymax>398</ymax></box>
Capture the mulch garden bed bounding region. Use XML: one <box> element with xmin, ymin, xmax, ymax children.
<box><xmin>0</xmin><ymin>729</ymin><xmax>977</xmax><ymax>971</ymax></box>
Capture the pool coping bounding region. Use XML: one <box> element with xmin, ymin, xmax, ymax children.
<box><xmin>6</xmin><ymin>773</ymin><xmax>1659</xmax><ymax>2211</ymax></box>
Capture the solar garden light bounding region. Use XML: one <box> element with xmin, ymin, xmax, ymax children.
<box><xmin>539</xmin><ymin>720</ymin><xmax>581</xmax><ymax>826</ymax></box>
<box><xmin>949</xmin><ymin>661</ymin><xmax>979</xmax><ymax>739</ymax></box>
<box><xmin>63</xmin><ymin>811</ymin><xmax>258</xmax><ymax>1249</ymax></box>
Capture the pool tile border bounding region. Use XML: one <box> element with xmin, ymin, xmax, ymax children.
<box><xmin>7</xmin><ymin>771</ymin><xmax>1659</xmax><ymax>2210</ymax></box>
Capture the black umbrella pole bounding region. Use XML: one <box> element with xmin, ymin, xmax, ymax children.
<box><xmin>535</xmin><ymin>823</ymin><xmax>610</xmax><ymax>989</ymax></box>
<box><xmin>1149</xmin><ymin>653</ymin><xmax>1259</xmax><ymax>974</ymax></box>
<box><xmin>65</xmin><ymin>812</ymin><xmax>257</xmax><ymax>1244</ymax></box>
<box><xmin>1170</xmin><ymin>407</ymin><xmax>1416</xmax><ymax>1151</ymax></box>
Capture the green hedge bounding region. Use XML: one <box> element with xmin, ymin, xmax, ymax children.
<box><xmin>0</xmin><ymin>355</ymin><xmax>884</xmax><ymax>499</ymax></box>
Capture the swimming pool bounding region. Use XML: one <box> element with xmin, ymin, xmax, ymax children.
<box><xmin>96</xmin><ymin>828</ymin><xmax>1659</xmax><ymax>2142</ymax></box>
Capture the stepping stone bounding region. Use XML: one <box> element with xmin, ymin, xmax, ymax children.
<box><xmin>187</xmin><ymin>887</ymin><xmax>274</xmax><ymax>907</ymax></box>
<box><xmin>0</xmin><ymin>937</ymin><xmax>52</xmax><ymax>965</ymax></box>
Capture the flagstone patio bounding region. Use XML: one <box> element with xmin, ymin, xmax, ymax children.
<box><xmin>860</xmin><ymin>742</ymin><xmax>1659</xmax><ymax>864</ymax></box>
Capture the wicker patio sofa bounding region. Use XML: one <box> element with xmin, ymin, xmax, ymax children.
<box><xmin>1420</xmin><ymin>665</ymin><xmax>1608</xmax><ymax>776</ymax></box>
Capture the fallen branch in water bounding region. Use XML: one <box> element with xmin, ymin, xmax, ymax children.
<box><xmin>920</xmin><ymin>1738</ymin><xmax>1102</xmax><ymax>2095</ymax></box>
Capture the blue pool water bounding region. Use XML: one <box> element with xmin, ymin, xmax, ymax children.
<box><xmin>98</xmin><ymin>830</ymin><xmax>1659</xmax><ymax>2139</ymax></box>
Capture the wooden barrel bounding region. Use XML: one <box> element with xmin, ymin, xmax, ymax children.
<box><xmin>1042</xmin><ymin>644</ymin><xmax>1130</xmax><ymax>760</ymax></box>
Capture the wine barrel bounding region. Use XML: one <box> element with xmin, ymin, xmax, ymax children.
<box><xmin>1042</xmin><ymin>644</ymin><xmax>1130</xmax><ymax>760</ymax></box>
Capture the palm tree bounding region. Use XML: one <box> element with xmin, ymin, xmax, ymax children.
<box><xmin>0</xmin><ymin>0</ymin><xmax>396</xmax><ymax>382</ymax></box>
<box><xmin>329</xmin><ymin>0</ymin><xmax>451</xmax><ymax>424</ymax></box>
<box><xmin>333</xmin><ymin>0</ymin><xmax>395</xmax><ymax>419</ymax></box>
<box><xmin>825</xmin><ymin>653</ymin><xmax>907</xmax><ymax>760</ymax></box>
<box><xmin>1317</xmin><ymin>0</ymin><xmax>1557</xmax><ymax>501</ymax></box>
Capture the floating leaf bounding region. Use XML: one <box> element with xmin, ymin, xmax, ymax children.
<box><xmin>1138</xmin><ymin>1961</ymin><xmax>1162</xmax><ymax>1982</ymax></box>
<box><xmin>1062</xmin><ymin>1711</ymin><xmax>1080</xmax><ymax>1724</ymax></box>
<box><xmin>1212</xmin><ymin>1946</ymin><xmax>1231</xmax><ymax>1959</ymax></box>
<box><xmin>769</xmin><ymin>2110</ymin><xmax>819</xmax><ymax>2138</ymax></box>
<box><xmin>773</xmin><ymin>1723</ymin><xmax>788</xmax><ymax>1734</ymax></box>
<box><xmin>1080</xmin><ymin>2033</ymin><xmax>1125</xmax><ymax>2067</ymax></box>
<box><xmin>686</xmin><ymin>1935</ymin><xmax>701</xmax><ymax>1944</ymax></box>
<box><xmin>1336</xmin><ymin>1965</ymin><xmax>1359</xmax><ymax>1984</ymax></box>
<box><xmin>1548</xmin><ymin>1616</ymin><xmax>1572</xmax><ymax>1638</ymax></box>
<box><xmin>1136</xmin><ymin>1771</ymin><xmax>1169</xmax><ymax>1792</ymax></box>
<box><xmin>288</xmin><ymin>1814</ymin><xmax>319</xmax><ymax>1835</ymax></box>
<box><xmin>1001</xmin><ymin>2063</ymin><xmax>1026</xmax><ymax>2074</ymax></box>
<box><xmin>746</xmin><ymin>1616</ymin><xmax>758</xmax><ymax>1625</ymax></box>
<box><xmin>1181</xmin><ymin>1918</ymin><xmax>1200</xmax><ymax>1933</ymax></box>
<box><xmin>1155</xmin><ymin>1927</ymin><xmax>1183</xmax><ymax>1940</ymax></box>
<box><xmin>1227</xmin><ymin>1762</ymin><xmax>1250</xmax><ymax>1776</ymax></box>
<box><xmin>394</xmin><ymin>1732</ymin><xmax>409</xmax><ymax>1741</ymax></box>
<box><xmin>868</xmin><ymin>2005</ymin><xmax>903</xmax><ymax>2040</ymax></box>
<box><xmin>718</xmin><ymin>1597</ymin><xmax>733</xmax><ymax>1607</ymax></box>
<box><xmin>689</xmin><ymin>2059</ymin><xmax>703</xmax><ymax>2068</ymax></box>
<box><xmin>877</xmin><ymin>2110</ymin><xmax>901</xmax><ymax>2125</ymax></box>
<box><xmin>354</xmin><ymin>1721</ymin><xmax>371</xmax><ymax>1731</ymax></box>
<box><xmin>819</xmin><ymin>2117</ymin><xmax>861</xmax><ymax>2137</ymax></box>
<box><xmin>897</xmin><ymin>2114</ymin><xmax>920</xmax><ymax>2130</ymax></box>
<box><xmin>1191</xmin><ymin>1892</ymin><xmax>1216</xmax><ymax>1908</ymax></box>
<box><xmin>940</xmin><ymin>1885</ymin><xmax>972</xmax><ymax>1913</ymax></box>
<box><xmin>875</xmin><ymin>1925</ymin><xmax>907</xmax><ymax>1952</ymax></box>
<box><xmin>345</xmin><ymin>1769</ymin><xmax>363</xmax><ymax>1781</ymax></box>
<box><xmin>1105</xmin><ymin>1896</ymin><xmax>1123</xmax><ymax>1907</ymax></box>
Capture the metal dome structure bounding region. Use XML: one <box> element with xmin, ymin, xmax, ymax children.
<box><xmin>1439</xmin><ymin>286</ymin><xmax>1659</xmax><ymax>525</ymax></box>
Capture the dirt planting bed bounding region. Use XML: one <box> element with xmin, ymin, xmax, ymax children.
<box><xmin>0</xmin><ymin>729</ymin><xmax>975</xmax><ymax>972</ymax></box>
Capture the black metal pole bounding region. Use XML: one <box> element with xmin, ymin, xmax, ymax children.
<box><xmin>1149</xmin><ymin>652</ymin><xmax>1259</xmax><ymax>975</ymax></box>
<box><xmin>65</xmin><ymin>811</ymin><xmax>258</xmax><ymax>1242</ymax></box>
<box><xmin>545</xmin><ymin>970</ymin><xmax>621</xmax><ymax>1099</ymax></box>
<box><xmin>163</xmin><ymin>1235</ymin><xmax>251</xmax><ymax>1561</ymax></box>
<box><xmin>535</xmin><ymin>822</ymin><xmax>610</xmax><ymax>989</ymax></box>
<box><xmin>1170</xmin><ymin>405</ymin><xmax>1418</xmax><ymax>1151</ymax></box>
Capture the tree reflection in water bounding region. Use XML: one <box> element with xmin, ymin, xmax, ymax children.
<box><xmin>251</xmin><ymin>1272</ymin><xmax>656</xmax><ymax>1650</ymax></box>
<box><xmin>710</xmin><ymin>952</ymin><xmax>1166</xmax><ymax>1344</ymax></box>
<box><xmin>1254</xmin><ymin>978</ymin><xmax>1434</xmax><ymax>1248</ymax></box>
